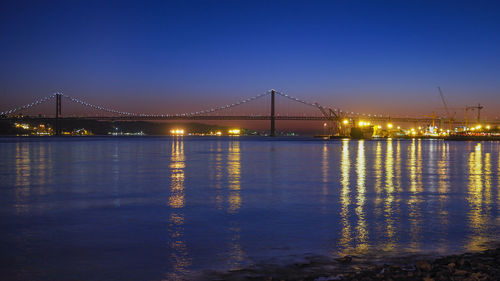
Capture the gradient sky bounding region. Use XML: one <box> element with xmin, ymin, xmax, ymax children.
<box><xmin>1</xmin><ymin>0</ymin><xmax>499</xmax><ymax>119</ymax></box>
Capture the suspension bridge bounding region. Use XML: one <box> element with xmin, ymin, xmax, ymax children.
<box><xmin>1</xmin><ymin>90</ymin><xmax>496</xmax><ymax>135</ymax></box>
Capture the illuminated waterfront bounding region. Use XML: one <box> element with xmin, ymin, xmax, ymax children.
<box><xmin>0</xmin><ymin>137</ymin><xmax>499</xmax><ymax>280</ymax></box>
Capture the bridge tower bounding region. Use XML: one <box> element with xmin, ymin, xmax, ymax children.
<box><xmin>270</xmin><ymin>89</ymin><xmax>275</xmax><ymax>137</ymax></box>
<box><xmin>55</xmin><ymin>93</ymin><xmax>62</xmax><ymax>135</ymax></box>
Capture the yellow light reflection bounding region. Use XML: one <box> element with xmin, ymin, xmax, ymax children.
<box><xmin>407</xmin><ymin>139</ymin><xmax>423</xmax><ymax>252</ymax></box>
<box><xmin>395</xmin><ymin>140</ymin><xmax>402</xmax><ymax>192</ymax></box>
<box><xmin>321</xmin><ymin>143</ymin><xmax>329</xmax><ymax>209</ymax></box>
<box><xmin>226</xmin><ymin>140</ymin><xmax>246</xmax><ymax>268</ymax></box>
<box><xmin>169</xmin><ymin>140</ymin><xmax>185</xmax><ymax>209</ymax></box>
<box><xmin>167</xmin><ymin>138</ymin><xmax>191</xmax><ymax>279</ymax></box>
<box><xmin>383</xmin><ymin>139</ymin><xmax>396</xmax><ymax>251</ymax></box>
<box><xmin>466</xmin><ymin>143</ymin><xmax>492</xmax><ymax>251</ymax></box>
<box><xmin>437</xmin><ymin>142</ymin><xmax>449</xmax><ymax>243</ymax></box>
<box><xmin>338</xmin><ymin>139</ymin><xmax>353</xmax><ymax>254</ymax></box>
<box><xmin>373</xmin><ymin>142</ymin><xmax>383</xmax><ymax>231</ymax></box>
<box><xmin>227</xmin><ymin>140</ymin><xmax>241</xmax><ymax>214</ymax></box>
<box><xmin>355</xmin><ymin>140</ymin><xmax>368</xmax><ymax>252</ymax></box>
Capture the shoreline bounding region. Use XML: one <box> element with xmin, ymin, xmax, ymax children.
<box><xmin>201</xmin><ymin>247</ymin><xmax>500</xmax><ymax>280</ymax></box>
<box><xmin>1</xmin><ymin>134</ymin><xmax>500</xmax><ymax>141</ymax></box>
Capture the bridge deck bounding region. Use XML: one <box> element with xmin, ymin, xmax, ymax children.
<box><xmin>5</xmin><ymin>116</ymin><xmax>499</xmax><ymax>124</ymax></box>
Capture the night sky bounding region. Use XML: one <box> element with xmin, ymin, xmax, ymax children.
<box><xmin>1</xmin><ymin>0</ymin><xmax>499</xmax><ymax>118</ymax></box>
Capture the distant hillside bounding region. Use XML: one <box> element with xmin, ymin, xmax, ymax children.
<box><xmin>0</xmin><ymin>118</ymin><xmax>239</xmax><ymax>135</ymax></box>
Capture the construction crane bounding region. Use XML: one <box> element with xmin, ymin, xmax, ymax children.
<box><xmin>437</xmin><ymin>87</ymin><xmax>454</xmax><ymax>131</ymax></box>
<box><xmin>465</xmin><ymin>103</ymin><xmax>484</xmax><ymax>128</ymax></box>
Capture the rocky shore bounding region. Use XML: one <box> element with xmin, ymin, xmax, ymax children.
<box><xmin>202</xmin><ymin>248</ymin><xmax>500</xmax><ymax>281</ymax></box>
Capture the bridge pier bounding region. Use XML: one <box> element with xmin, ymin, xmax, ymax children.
<box><xmin>270</xmin><ymin>89</ymin><xmax>275</xmax><ymax>137</ymax></box>
<box><xmin>55</xmin><ymin>93</ymin><xmax>62</xmax><ymax>135</ymax></box>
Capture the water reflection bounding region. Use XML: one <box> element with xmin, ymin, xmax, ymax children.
<box><xmin>226</xmin><ymin>140</ymin><xmax>245</xmax><ymax>269</ymax></box>
<box><xmin>373</xmin><ymin>141</ymin><xmax>383</xmax><ymax>240</ymax></box>
<box><xmin>438</xmin><ymin>143</ymin><xmax>449</xmax><ymax>202</ymax></box>
<box><xmin>167</xmin><ymin>138</ymin><xmax>191</xmax><ymax>279</ymax></box>
<box><xmin>112</xmin><ymin>143</ymin><xmax>121</xmax><ymax>207</ymax></box>
<box><xmin>208</xmin><ymin>141</ymin><xmax>224</xmax><ymax>210</ymax></box>
<box><xmin>407</xmin><ymin>139</ymin><xmax>423</xmax><ymax>252</ymax></box>
<box><xmin>355</xmin><ymin>140</ymin><xmax>368</xmax><ymax>252</ymax></box>
<box><xmin>466</xmin><ymin>143</ymin><xmax>493</xmax><ymax>251</ymax></box>
<box><xmin>2</xmin><ymin>138</ymin><xmax>499</xmax><ymax>280</ymax></box>
<box><xmin>227</xmin><ymin>140</ymin><xmax>241</xmax><ymax>214</ymax></box>
<box><xmin>395</xmin><ymin>140</ymin><xmax>402</xmax><ymax>192</ymax></box>
<box><xmin>383</xmin><ymin>139</ymin><xmax>396</xmax><ymax>251</ymax></box>
<box><xmin>437</xmin><ymin>142</ymin><xmax>450</xmax><ymax>249</ymax></box>
<box><xmin>319</xmin><ymin>142</ymin><xmax>330</xmax><ymax>212</ymax></box>
<box><xmin>169</xmin><ymin>140</ymin><xmax>185</xmax><ymax>209</ymax></box>
<box><xmin>215</xmin><ymin>141</ymin><xmax>224</xmax><ymax>209</ymax></box>
<box><xmin>322</xmin><ymin>143</ymin><xmax>329</xmax><ymax>199</ymax></box>
<box><xmin>338</xmin><ymin>139</ymin><xmax>353</xmax><ymax>254</ymax></box>
<box><xmin>15</xmin><ymin>143</ymin><xmax>31</xmax><ymax>214</ymax></box>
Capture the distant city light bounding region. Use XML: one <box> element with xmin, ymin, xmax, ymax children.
<box><xmin>228</xmin><ymin>129</ymin><xmax>241</xmax><ymax>135</ymax></box>
<box><xmin>170</xmin><ymin>129</ymin><xmax>184</xmax><ymax>135</ymax></box>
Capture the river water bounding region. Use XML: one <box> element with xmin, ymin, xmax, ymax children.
<box><xmin>0</xmin><ymin>137</ymin><xmax>498</xmax><ymax>280</ymax></box>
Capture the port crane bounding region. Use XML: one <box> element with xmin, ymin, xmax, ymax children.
<box><xmin>315</xmin><ymin>103</ymin><xmax>343</xmax><ymax>136</ymax></box>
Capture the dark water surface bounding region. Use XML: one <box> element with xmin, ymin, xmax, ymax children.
<box><xmin>0</xmin><ymin>137</ymin><xmax>499</xmax><ymax>280</ymax></box>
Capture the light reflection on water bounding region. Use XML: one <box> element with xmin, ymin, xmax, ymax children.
<box><xmin>226</xmin><ymin>140</ymin><xmax>245</xmax><ymax>269</ymax></box>
<box><xmin>339</xmin><ymin>139</ymin><xmax>352</xmax><ymax>253</ymax></box>
<box><xmin>466</xmin><ymin>143</ymin><xmax>493</xmax><ymax>252</ymax></box>
<box><xmin>167</xmin><ymin>137</ymin><xmax>190</xmax><ymax>280</ymax></box>
<box><xmin>0</xmin><ymin>137</ymin><xmax>499</xmax><ymax>281</ymax></box>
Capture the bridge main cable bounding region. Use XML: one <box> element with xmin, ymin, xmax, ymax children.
<box><xmin>0</xmin><ymin>93</ymin><xmax>57</xmax><ymax>116</ymax></box>
<box><xmin>61</xmin><ymin>91</ymin><xmax>272</xmax><ymax>117</ymax></box>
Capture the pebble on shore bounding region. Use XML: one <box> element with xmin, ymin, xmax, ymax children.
<box><xmin>202</xmin><ymin>248</ymin><xmax>500</xmax><ymax>281</ymax></box>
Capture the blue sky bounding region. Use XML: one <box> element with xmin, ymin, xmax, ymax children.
<box><xmin>1</xmin><ymin>0</ymin><xmax>499</xmax><ymax>118</ymax></box>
